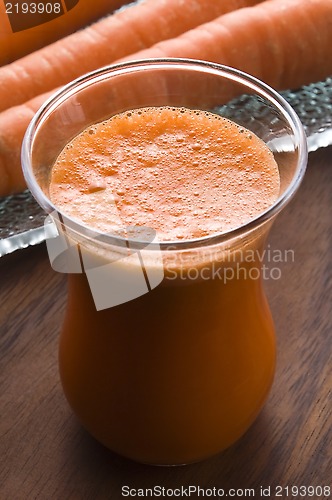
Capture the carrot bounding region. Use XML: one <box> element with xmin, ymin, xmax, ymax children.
<box><xmin>1</xmin><ymin>0</ymin><xmax>332</xmax><ymax>196</ymax></box>
<box><xmin>0</xmin><ymin>0</ymin><xmax>263</xmax><ymax>112</ymax></box>
<box><xmin>0</xmin><ymin>0</ymin><xmax>131</xmax><ymax>66</ymax></box>
<box><xmin>0</xmin><ymin>90</ymin><xmax>56</xmax><ymax>195</ymax></box>
<box><xmin>117</xmin><ymin>0</ymin><xmax>332</xmax><ymax>91</ymax></box>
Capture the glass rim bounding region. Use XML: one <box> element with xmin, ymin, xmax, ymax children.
<box><xmin>21</xmin><ymin>57</ymin><xmax>308</xmax><ymax>251</ymax></box>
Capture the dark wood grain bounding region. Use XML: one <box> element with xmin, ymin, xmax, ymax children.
<box><xmin>1</xmin><ymin>147</ymin><xmax>331</xmax><ymax>500</ymax></box>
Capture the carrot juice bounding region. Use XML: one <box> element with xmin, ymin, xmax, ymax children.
<box><xmin>49</xmin><ymin>106</ymin><xmax>279</xmax><ymax>465</ymax></box>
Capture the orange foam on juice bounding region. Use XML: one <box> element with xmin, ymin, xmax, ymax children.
<box><xmin>50</xmin><ymin>107</ymin><xmax>280</xmax><ymax>465</ymax></box>
<box><xmin>50</xmin><ymin>106</ymin><xmax>280</xmax><ymax>240</ymax></box>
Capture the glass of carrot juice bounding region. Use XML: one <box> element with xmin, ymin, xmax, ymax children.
<box><xmin>22</xmin><ymin>59</ymin><xmax>307</xmax><ymax>465</ymax></box>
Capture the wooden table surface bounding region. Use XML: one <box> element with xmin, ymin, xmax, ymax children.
<box><xmin>1</xmin><ymin>147</ymin><xmax>331</xmax><ymax>500</ymax></box>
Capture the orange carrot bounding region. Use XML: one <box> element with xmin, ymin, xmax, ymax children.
<box><xmin>117</xmin><ymin>0</ymin><xmax>332</xmax><ymax>91</ymax></box>
<box><xmin>1</xmin><ymin>0</ymin><xmax>332</xmax><ymax>196</ymax></box>
<box><xmin>0</xmin><ymin>90</ymin><xmax>55</xmax><ymax>195</ymax></box>
<box><xmin>0</xmin><ymin>0</ymin><xmax>262</xmax><ymax>112</ymax></box>
<box><xmin>0</xmin><ymin>0</ymin><xmax>131</xmax><ymax>66</ymax></box>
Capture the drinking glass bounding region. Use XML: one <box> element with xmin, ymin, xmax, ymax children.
<box><xmin>22</xmin><ymin>59</ymin><xmax>307</xmax><ymax>465</ymax></box>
